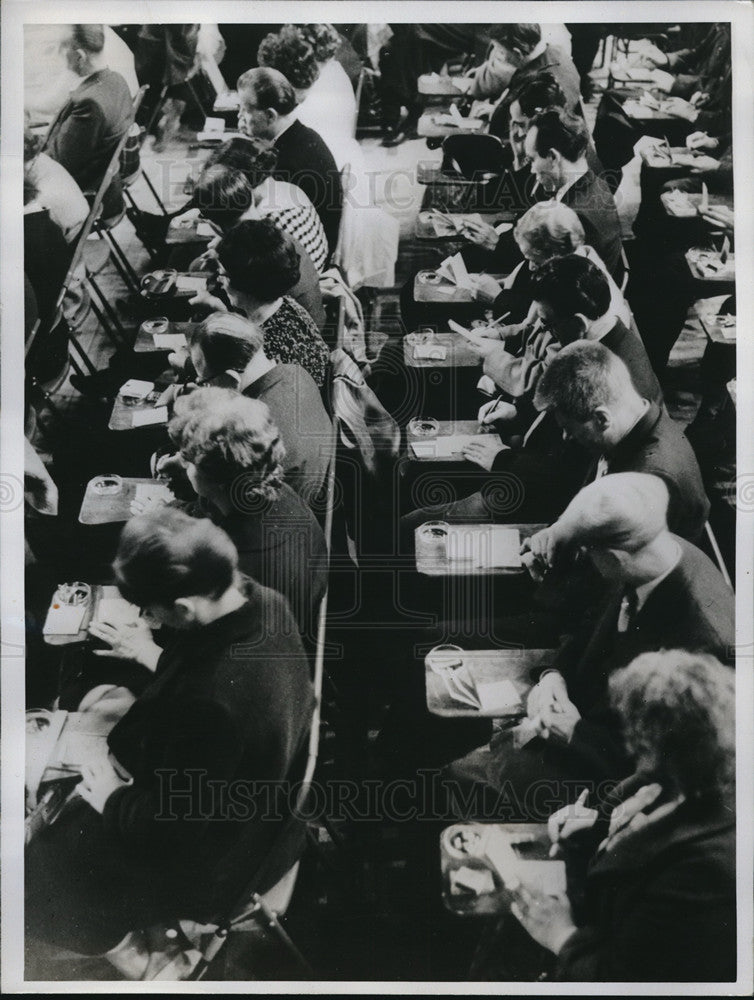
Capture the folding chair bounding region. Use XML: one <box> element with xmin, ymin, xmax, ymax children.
<box><xmin>701</xmin><ymin>521</ymin><xmax>733</xmax><ymax>590</ymax></box>
<box><xmin>89</xmin><ymin>86</ymin><xmax>149</xmax><ymax>295</ymax></box>
<box><xmin>25</xmin><ymin>112</ymin><xmax>144</xmax><ymax>412</ymax></box>
<box><xmin>619</xmin><ymin>244</ymin><xmax>631</xmax><ymax>295</ymax></box>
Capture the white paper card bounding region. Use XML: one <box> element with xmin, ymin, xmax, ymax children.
<box><xmin>450</xmin><ymin>866</ymin><xmax>495</xmax><ymax>896</ymax></box>
<box><xmin>446</xmin><ymin>526</ymin><xmax>521</xmax><ymax>567</ymax></box>
<box><xmin>134</xmin><ymin>483</ymin><xmax>174</xmax><ymax>505</ymax></box>
<box><xmin>43</xmin><ymin>603</ymin><xmax>86</xmax><ymax>635</ymax></box>
<box><xmin>119</xmin><ymin>379</ymin><xmax>153</xmax><ymax>399</ymax></box>
<box><xmin>409</xmin><ymin>441</ymin><xmax>438</xmax><ymax>459</ymax></box>
<box><xmin>175</xmin><ymin>275</ymin><xmax>207</xmax><ymax>292</ymax></box>
<box><xmin>152</xmin><ymin>332</ymin><xmax>187</xmax><ymax>350</ymax></box>
<box><xmin>436</xmin><ymin>434</ymin><xmax>480</xmax><ymax>457</ymax></box>
<box><xmin>131</xmin><ymin>406</ymin><xmax>168</xmax><ymax>427</ymax></box>
<box><xmin>474</xmin><ymin>679</ymin><xmax>522</xmax><ymax>714</ymax></box>
<box><xmin>93</xmin><ymin>596</ymin><xmax>141</xmax><ymax>629</ymax></box>
<box><xmin>414</xmin><ymin>344</ymin><xmax>448</xmax><ymax>361</ymax></box>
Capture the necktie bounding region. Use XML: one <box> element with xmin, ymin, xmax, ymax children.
<box><xmin>617</xmin><ymin>588</ymin><xmax>638</xmax><ymax>633</ymax></box>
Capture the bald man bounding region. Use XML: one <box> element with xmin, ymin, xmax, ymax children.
<box><xmin>444</xmin><ymin>473</ymin><xmax>734</xmax><ymax>818</ymax></box>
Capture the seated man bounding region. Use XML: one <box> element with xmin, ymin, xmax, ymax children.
<box><xmin>443</xmin><ymin>472</ymin><xmax>734</xmax><ymax>820</ymax></box>
<box><xmin>401</xmin><ymin>257</ymin><xmax>663</xmax><ymax>536</ymax></box>
<box><xmin>524</xmin><ymin>110</ymin><xmax>623</xmax><ymax>281</ymax></box>
<box><xmin>593</xmin><ymin>24</ymin><xmax>731</xmax><ymax>178</ymax></box>
<box><xmin>236</xmin><ymin>66</ymin><xmax>342</xmax><ymax>255</ymax></box>
<box><xmin>26</xmin><ymin>508</ymin><xmax>314</xmax><ymax>958</ymax></box>
<box><xmin>531</xmin><ymin>341</ymin><xmax>709</xmax><ymax>543</ymax></box>
<box><xmin>185</xmin><ymin>311</ymin><xmax>333</xmax><ymax>503</ymax></box>
<box><xmin>42</xmin><ymin>24</ymin><xmax>133</xmax><ymax>218</ymax></box>
<box><xmin>462</xmin><ymin>110</ymin><xmax>623</xmax><ymax>279</ymax></box>
<box><xmin>471</xmin><ymin>23</ymin><xmax>580</xmax><ymax>115</ymax></box>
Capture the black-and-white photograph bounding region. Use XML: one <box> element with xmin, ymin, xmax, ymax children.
<box><xmin>3</xmin><ymin>1</ymin><xmax>752</xmax><ymax>991</ymax></box>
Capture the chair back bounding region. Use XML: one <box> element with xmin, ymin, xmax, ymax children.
<box><xmin>442</xmin><ymin>133</ymin><xmax>509</xmax><ymax>180</ymax></box>
<box><xmin>25</xmin><ymin>87</ymin><xmax>145</xmax><ymax>370</ymax></box>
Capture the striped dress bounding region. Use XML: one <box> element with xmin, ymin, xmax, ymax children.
<box><xmin>252</xmin><ymin>177</ymin><xmax>330</xmax><ymax>273</ymax></box>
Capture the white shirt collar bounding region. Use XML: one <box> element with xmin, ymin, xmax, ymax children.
<box><xmin>584</xmin><ymin>312</ymin><xmax>619</xmax><ymax>341</ymax></box>
<box><xmin>523</xmin><ymin>39</ymin><xmax>548</xmax><ymax>64</ymax></box>
<box><xmin>635</xmin><ymin>540</ymin><xmax>683</xmax><ymax>612</ymax></box>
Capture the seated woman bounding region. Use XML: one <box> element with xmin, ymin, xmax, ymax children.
<box><xmin>203</xmin><ymin>137</ymin><xmax>329</xmax><ymax>273</ymax></box>
<box><xmin>167</xmin><ymin>387</ymin><xmax>328</xmax><ymax>641</ymax></box>
<box><xmin>257</xmin><ymin>23</ymin><xmax>358</xmax><ymax>171</ymax></box>
<box><xmin>25</xmin><ymin>508</ymin><xmax>314</xmax><ymax>960</ymax></box>
<box><xmin>467</xmin><ymin>200</ymin><xmax>632</xmax><ymax>414</ymax></box>
<box><xmin>193</xmin><ymin>217</ymin><xmax>330</xmax><ymax>386</ymax></box>
<box><xmin>471</xmin><ymin>649</ymin><xmax>735</xmax><ymax>982</ymax></box>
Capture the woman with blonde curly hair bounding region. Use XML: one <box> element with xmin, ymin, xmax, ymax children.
<box><xmin>167</xmin><ymin>387</ymin><xmax>327</xmax><ymax>637</ymax></box>
<box><xmin>257</xmin><ymin>24</ymin><xmax>357</xmax><ymax>160</ymax></box>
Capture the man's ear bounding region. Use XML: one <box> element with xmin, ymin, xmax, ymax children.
<box><xmin>572</xmin><ymin>313</ymin><xmax>590</xmax><ymax>337</ymax></box>
<box><xmin>592</xmin><ymin>406</ymin><xmax>612</xmax><ymax>432</ymax></box>
<box><xmin>172</xmin><ymin>597</ymin><xmax>196</xmax><ymax>625</ymax></box>
<box><xmin>555</xmin><ymin>314</ymin><xmax>588</xmax><ymax>345</ymax></box>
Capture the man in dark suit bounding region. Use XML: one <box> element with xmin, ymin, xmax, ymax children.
<box><xmin>461</xmin><ymin>109</ymin><xmax>623</xmax><ymax>278</ymax></box>
<box><xmin>479</xmin><ymin>23</ymin><xmax>581</xmax><ymax>119</ymax></box>
<box><xmin>26</xmin><ymin>509</ymin><xmax>314</xmax><ymax>956</ymax></box>
<box><xmin>524</xmin><ymin>109</ymin><xmax>623</xmax><ymax>281</ymax></box>
<box><xmin>533</xmin><ymin>341</ymin><xmax>708</xmax><ymax>542</ymax></box>
<box><xmin>401</xmin><ymin>255</ymin><xmax>665</xmax><ymax>535</ymax></box>
<box><xmin>43</xmin><ymin>24</ymin><xmax>133</xmax><ymax>218</ymax></box>
<box><xmin>443</xmin><ymin>473</ymin><xmax>734</xmax><ymax>818</ymax></box>
<box><xmin>237</xmin><ymin>66</ymin><xmax>342</xmax><ymax>256</ymax></box>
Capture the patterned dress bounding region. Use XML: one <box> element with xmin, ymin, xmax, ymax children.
<box><xmin>261</xmin><ymin>296</ymin><xmax>330</xmax><ymax>387</ymax></box>
<box><xmin>253</xmin><ymin>178</ymin><xmax>330</xmax><ymax>272</ymax></box>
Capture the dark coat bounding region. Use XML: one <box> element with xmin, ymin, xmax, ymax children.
<box><xmin>560</xmin><ymin>169</ymin><xmax>623</xmax><ymax>282</ymax></box>
<box><xmin>44</xmin><ymin>68</ymin><xmax>133</xmax><ymax>215</ymax></box>
<box><xmin>243</xmin><ymin>364</ymin><xmax>333</xmax><ymax>502</ymax></box>
<box><xmin>557</xmin><ymin>790</ymin><xmax>736</xmax><ymax>981</ymax></box>
<box><xmin>25</xmin><ymin>579</ymin><xmax>314</xmax><ymax>953</ymax></box>
<box><xmin>491</xmin><ymin>44</ymin><xmax>583</xmax><ymax>127</ymax></box>
<box><xmin>216</xmin><ymin>484</ymin><xmax>328</xmax><ymax>645</ymax></box>
<box><xmin>599</xmin><ymin>317</ymin><xmax>662</xmax><ymax>406</ymax></box>
<box><xmin>593</xmin><ymin>401</ymin><xmax>709</xmax><ymax>543</ymax></box>
<box><xmin>555</xmin><ymin>536</ymin><xmax>735</xmax><ymax>780</ymax></box>
<box><xmin>272</xmin><ymin>119</ymin><xmax>343</xmax><ymax>255</ymax></box>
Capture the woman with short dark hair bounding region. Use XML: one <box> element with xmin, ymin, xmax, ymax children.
<box><xmin>214</xmin><ymin>218</ymin><xmax>330</xmax><ymax>386</ymax></box>
<box><xmin>202</xmin><ymin>137</ymin><xmax>329</xmax><ymax>272</ymax></box>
